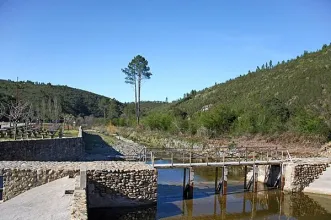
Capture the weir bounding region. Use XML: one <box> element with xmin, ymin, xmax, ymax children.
<box><xmin>144</xmin><ymin>146</ymin><xmax>292</xmax><ymax>199</ymax></box>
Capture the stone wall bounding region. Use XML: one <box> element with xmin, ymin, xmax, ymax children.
<box><xmin>284</xmin><ymin>162</ymin><xmax>329</xmax><ymax>192</ymax></box>
<box><xmin>87</xmin><ymin>169</ymin><xmax>157</xmax><ymax>208</ymax></box>
<box><xmin>0</xmin><ymin>161</ymin><xmax>157</xmax><ymax>208</ymax></box>
<box><xmin>0</xmin><ymin>138</ymin><xmax>84</xmax><ymax>161</ymax></box>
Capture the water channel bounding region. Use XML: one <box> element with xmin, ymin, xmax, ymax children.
<box><xmin>89</xmin><ymin>159</ymin><xmax>331</xmax><ymax>220</ymax></box>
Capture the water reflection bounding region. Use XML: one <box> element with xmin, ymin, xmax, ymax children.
<box><xmin>89</xmin><ymin>187</ymin><xmax>331</xmax><ymax>220</ymax></box>
<box><xmin>89</xmin><ymin>161</ymin><xmax>331</xmax><ymax>220</ymax></box>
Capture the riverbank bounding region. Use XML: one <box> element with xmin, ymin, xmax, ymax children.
<box><xmin>115</xmin><ymin>127</ymin><xmax>330</xmax><ymax>157</ymax></box>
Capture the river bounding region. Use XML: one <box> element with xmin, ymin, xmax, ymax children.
<box><xmin>89</xmin><ymin>160</ymin><xmax>331</xmax><ymax>220</ymax></box>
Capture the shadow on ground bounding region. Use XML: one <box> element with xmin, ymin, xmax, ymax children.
<box><xmin>83</xmin><ymin>132</ymin><xmax>123</xmax><ymax>161</ymax></box>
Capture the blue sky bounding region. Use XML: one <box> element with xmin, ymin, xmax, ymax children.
<box><xmin>0</xmin><ymin>0</ymin><xmax>330</xmax><ymax>102</ymax></box>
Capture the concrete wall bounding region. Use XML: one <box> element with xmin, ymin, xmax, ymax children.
<box><xmin>246</xmin><ymin>165</ymin><xmax>280</xmax><ymax>187</ymax></box>
<box><xmin>0</xmin><ymin>161</ymin><xmax>157</xmax><ymax>208</ymax></box>
<box><xmin>0</xmin><ymin>138</ymin><xmax>84</xmax><ymax>161</ymax></box>
<box><xmin>248</xmin><ymin>162</ymin><xmax>329</xmax><ymax>193</ymax></box>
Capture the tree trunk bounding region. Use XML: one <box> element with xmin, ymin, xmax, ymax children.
<box><xmin>14</xmin><ymin>121</ymin><xmax>17</xmax><ymax>140</ymax></box>
<box><xmin>134</xmin><ymin>79</ymin><xmax>139</xmax><ymax>125</ymax></box>
<box><xmin>137</xmin><ymin>76</ymin><xmax>141</xmax><ymax>125</ymax></box>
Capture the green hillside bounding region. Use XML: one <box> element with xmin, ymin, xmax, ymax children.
<box><xmin>0</xmin><ymin>80</ymin><xmax>120</xmax><ymax>118</ymax></box>
<box><xmin>142</xmin><ymin>43</ymin><xmax>331</xmax><ymax>140</ymax></box>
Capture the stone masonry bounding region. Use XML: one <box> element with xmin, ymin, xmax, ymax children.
<box><xmin>0</xmin><ymin>138</ymin><xmax>84</xmax><ymax>161</ymax></box>
<box><xmin>0</xmin><ymin>161</ymin><xmax>157</xmax><ymax>207</ymax></box>
<box><xmin>283</xmin><ymin>160</ymin><xmax>330</xmax><ymax>192</ymax></box>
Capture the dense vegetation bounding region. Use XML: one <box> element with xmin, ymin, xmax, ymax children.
<box><xmin>140</xmin><ymin>43</ymin><xmax>331</xmax><ymax>141</ymax></box>
<box><xmin>0</xmin><ymin>79</ymin><xmax>164</xmax><ymax>125</ymax></box>
<box><xmin>0</xmin><ymin>80</ymin><xmax>121</xmax><ymax>119</ymax></box>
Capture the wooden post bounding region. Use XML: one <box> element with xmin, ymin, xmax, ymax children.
<box><xmin>215</xmin><ymin>167</ymin><xmax>219</xmax><ymax>194</ymax></box>
<box><xmin>222</xmin><ymin>166</ymin><xmax>228</xmax><ymax>195</ymax></box>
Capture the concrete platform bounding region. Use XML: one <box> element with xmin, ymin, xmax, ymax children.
<box><xmin>303</xmin><ymin>165</ymin><xmax>331</xmax><ymax>195</ymax></box>
<box><xmin>0</xmin><ymin>176</ymin><xmax>75</xmax><ymax>220</ymax></box>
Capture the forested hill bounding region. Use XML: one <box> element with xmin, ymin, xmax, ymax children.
<box><xmin>0</xmin><ymin>80</ymin><xmax>120</xmax><ymax>117</ymax></box>
<box><xmin>144</xmin><ymin>43</ymin><xmax>331</xmax><ymax>140</ymax></box>
<box><xmin>171</xmin><ymin>43</ymin><xmax>331</xmax><ymax>115</ymax></box>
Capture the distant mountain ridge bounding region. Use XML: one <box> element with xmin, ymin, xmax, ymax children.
<box><xmin>0</xmin><ymin>79</ymin><xmax>116</xmax><ymax>117</ymax></box>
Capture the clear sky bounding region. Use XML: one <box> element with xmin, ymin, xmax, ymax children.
<box><xmin>1</xmin><ymin>0</ymin><xmax>330</xmax><ymax>102</ymax></box>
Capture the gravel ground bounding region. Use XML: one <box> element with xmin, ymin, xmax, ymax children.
<box><xmin>0</xmin><ymin>177</ymin><xmax>75</xmax><ymax>220</ymax></box>
<box><xmin>84</xmin><ymin>131</ymin><xmax>145</xmax><ymax>161</ymax></box>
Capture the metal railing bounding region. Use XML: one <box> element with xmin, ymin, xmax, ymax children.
<box><xmin>141</xmin><ymin>146</ymin><xmax>293</xmax><ymax>167</ymax></box>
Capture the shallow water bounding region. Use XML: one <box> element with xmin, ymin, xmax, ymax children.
<box><xmin>89</xmin><ymin>160</ymin><xmax>331</xmax><ymax>220</ymax></box>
